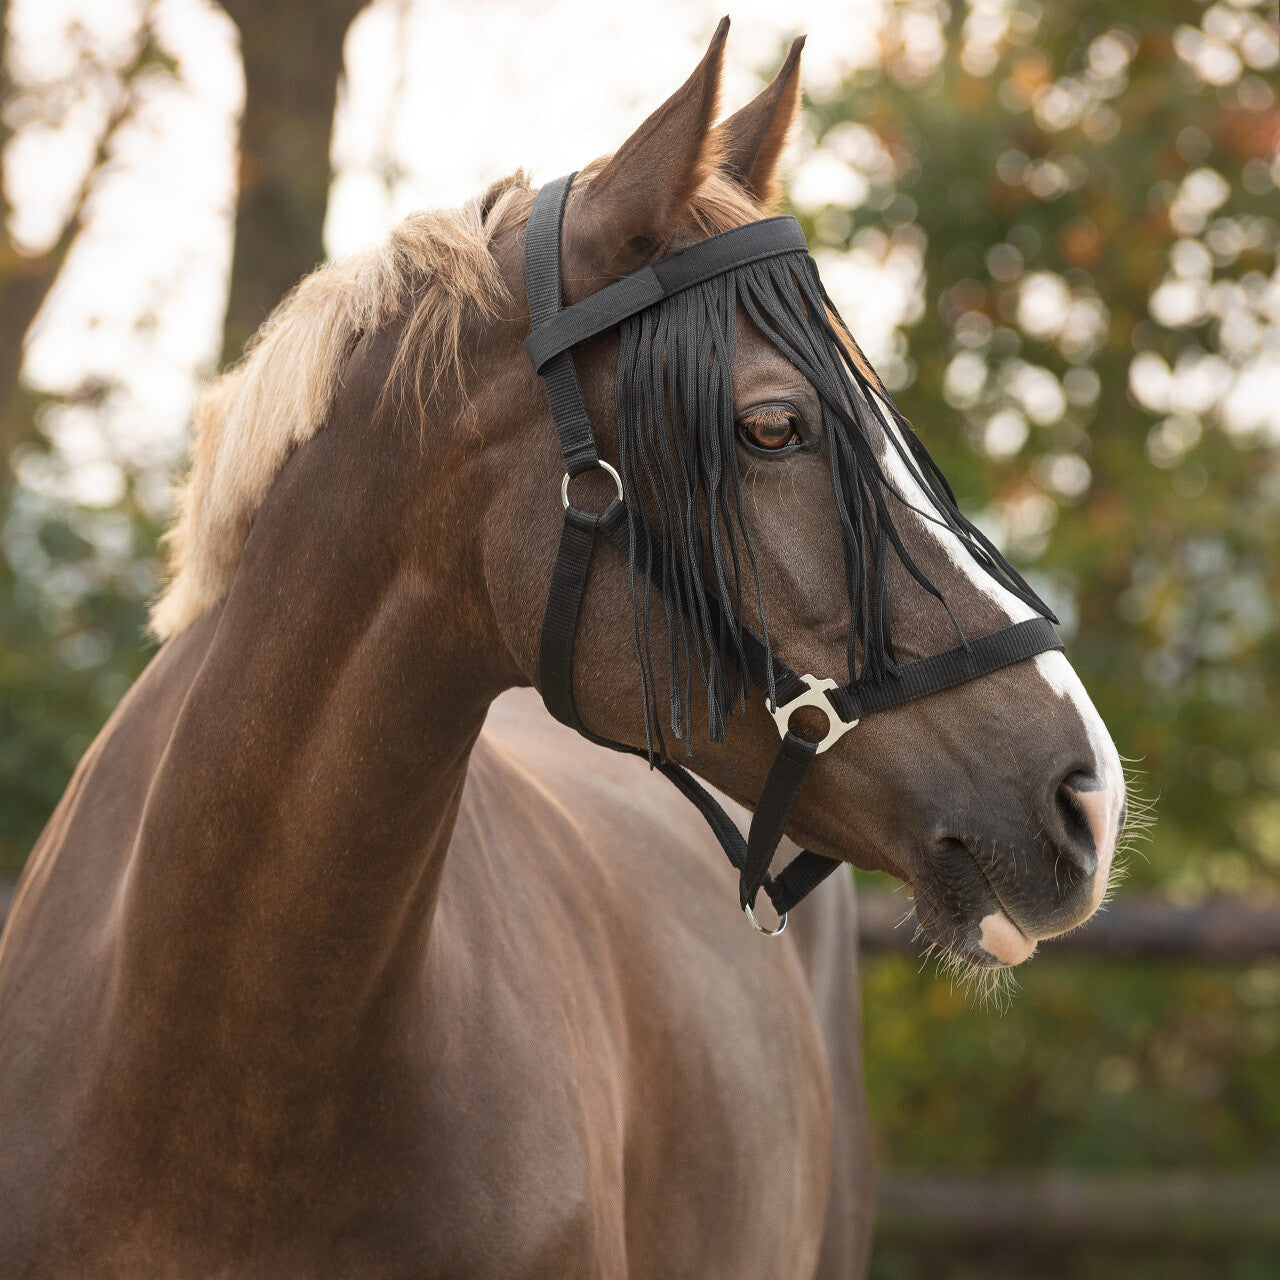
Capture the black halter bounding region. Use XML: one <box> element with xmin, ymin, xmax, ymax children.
<box><xmin>524</xmin><ymin>173</ymin><xmax>1063</xmax><ymax>932</ymax></box>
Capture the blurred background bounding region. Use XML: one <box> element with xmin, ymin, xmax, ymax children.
<box><xmin>0</xmin><ymin>0</ymin><xmax>1277</xmax><ymax>1276</ymax></box>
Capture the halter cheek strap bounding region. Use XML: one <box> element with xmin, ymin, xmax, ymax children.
<box><xmin>525</xmin><ymin>173</ymin><xmax>1063</xmax><ymax>930</ymax></box>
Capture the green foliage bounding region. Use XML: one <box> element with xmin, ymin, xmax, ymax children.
<box><xmin>862</xmin><ymin>946</ymin><xmax>1280</xmax><ymax>1172</ymax></box>
<box><xmin>0</xmin><ymin>461</ymin><xmax>158</xmax><ymax>877</ymax></box>
<box><xmin>796</xmin><ymin>0</ymin><xmax>1280</xmax><ymax>894</ymax></box>
<box><xmin>795</xmin><ymin>0</ymin><xmax>1280</xmax><ymax>1270</ymax></box>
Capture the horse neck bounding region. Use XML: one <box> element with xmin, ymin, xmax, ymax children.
<box><xmin>111</xmin><ymin>334</ymin><xmax>518</xmax><ymax>1094</ymax></box>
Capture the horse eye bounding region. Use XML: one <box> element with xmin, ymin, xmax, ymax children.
<box><xmin>737</xmin><ymin>407</ymin><xmax>802</xmax><ymax>455</ymax></box>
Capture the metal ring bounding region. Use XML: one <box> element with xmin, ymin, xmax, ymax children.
<box><xmin>561</xmin><ymin>460</ymin><xmax>624</xmax><ymax>512</ymax></box>
<box><xmin>769</xmin><ymin>673</ymin><xmax>858</xmax><ymax>754</ymax></box>
<box><xmin>744</xmin><ymin>900</ymin><xmax>788</xmax><ymax>936</ymax></box>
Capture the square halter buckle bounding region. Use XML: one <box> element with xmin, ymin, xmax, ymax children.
<box><xmin>770</xmin><ymin>674</ymin><xmax>858</xmax><ymax>754</ymax></box>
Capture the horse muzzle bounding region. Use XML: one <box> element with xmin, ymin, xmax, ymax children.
<box><xmin>909</xmin><ymin>767</ymin><xmax>1123</xmax><ymax>969</ymax></box>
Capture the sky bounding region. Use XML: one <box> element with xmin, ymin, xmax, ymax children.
<box><xmin>5</xmin><ymin>0</ymin><xmax>907</xmax><ymax>510</ymax></box>
<box><xmin>4</xmin><ymin>0</ymin><xmax>1278</xmax><ymax>517</ymax></box>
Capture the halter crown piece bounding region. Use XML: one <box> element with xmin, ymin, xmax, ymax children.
<box><xmin>525</xmin><ymin>174</ymin><xmax>1063</xmax><ymax>935</ymax></box>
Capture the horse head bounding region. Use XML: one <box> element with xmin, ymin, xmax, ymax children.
<box><xmin>477</xmin><ymin>21</ymin><xmax>1125</xmax><ymax>970</ymax></box>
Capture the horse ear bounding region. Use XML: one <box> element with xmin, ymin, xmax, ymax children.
<box><xmin>566</xmin><ymin>17</ymin><xmax>729</xmax><ymax>290</ymax></box>
<box><xmin>712</xmin><ymin>35</ymin><xmax>805</xmax><ymax>208</ymax></box>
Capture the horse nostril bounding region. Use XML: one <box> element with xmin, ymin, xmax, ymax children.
<box><xmin>1054</xmin><ymin>769</ymin><xmax>1099</xmax><ymax>875</ymax></box>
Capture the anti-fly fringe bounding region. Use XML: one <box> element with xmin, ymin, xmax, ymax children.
<box><xmin>614</xmin><ymin>250</ymin><xmax>1055</xmax><ymax>760</ymax></box>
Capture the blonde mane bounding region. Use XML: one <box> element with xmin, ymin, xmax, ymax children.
<box><xmin>151</xmin><ymin>168</ymin><xmax>764</xmax><ymax>640</ymax></box>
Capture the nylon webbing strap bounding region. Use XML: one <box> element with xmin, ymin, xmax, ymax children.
<box><xmin>523</xmin><ymin>172</ymin><xmax>827</xmax><ymax>923</ymax></box>
<box><xmin>740</xmin><ymin>731</ymin><xmax>819</xmax><ymax>910</ymax></box>
<box><xmin>525</xmin><ymin>174</ymin><xmax>599</xmax><ymax>477</ymax></box>
<box><xmin>539</xmin><ymin>505</ymin><xmax>626</xmax><ymax>731</ymax></box>
<box><xmin>767</xmin><ymin>850</ymin><xmax>841</xmax><ymax>915</ymax></box>
<box><xmin>525</xmin><ymin>216</ymin><xmax>809</xmax><ymax>373</ymax></box>
<box><xmin>831</xmin><ymin>617</ymin><xmax>1063</xmax><ymax>722</ymax></box>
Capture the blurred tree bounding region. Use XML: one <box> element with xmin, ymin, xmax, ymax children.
<box><xmin>0</xmin><ymin>0</ymin><xmax>170</xmax><ymax>461</ymax></box>
<box><xmin>791</xmin><ymin>3</ymin><xmax>1280</xmax><ymax>1275</ymax></box>
<box><xmin>218</xmin><ymin>0</ymin><xmax>367</xmax><ymax>365</ymax></box>
<box><xmin>0</xmin><ymin>0</ymin><xmax>372</xmax><ymax>876</ymax></box>
<box><xmin>794</xmin><ymin>0</ymin><xmax>1280</xmax><ymax>897</ymax></box>
<box><xmin>0</xmin><ymin>2</ymin><xmax>174</xmax><ymax>874</ymax></box>
<box><xmin>1</xmin><ymin>0</ymin><xmax>368</xmax><ymax>872</ymax></box>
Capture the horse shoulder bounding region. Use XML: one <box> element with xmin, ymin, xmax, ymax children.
<box><xmin>0</xmin><ymin>610</ymin><xmax>221</xmax><ymax>1266</ymax></box>
<box><xmin>416</xmin><ymin>690</ymin><xmax>833</xmax><ymax>1278</ymax></box>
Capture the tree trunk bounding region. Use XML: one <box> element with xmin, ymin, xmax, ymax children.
<box><xmin>218</xmin><ymin>0</ymin><xmax>367</xmax><ymax>368</ymax></box>
<box><xmin>0</xmin><ymin>7</ymin><xmax>168</xmax><ymax>460</ymax></box>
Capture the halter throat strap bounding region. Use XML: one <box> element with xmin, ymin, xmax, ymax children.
<box><xmin>524</xmin><ymin>172</ymin><xmax>1063</xmax><ymax>929</ymax></box>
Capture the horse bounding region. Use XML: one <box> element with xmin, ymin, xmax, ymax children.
<box><xmin>0</xmin><ymin>23</ymin><xmax>1125</xmax><ymax>1278</ymax></box>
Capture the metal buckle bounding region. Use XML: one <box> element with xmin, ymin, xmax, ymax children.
<box><xmin>744</xmin><ymin>900</ymin><xmax>788</xmax><ymax>936</ymax></box>
<box><xmin>561</xmin><ymin>460</ymin><xmax>624</xmax><ymax>513</ymax></box>
<box><xmin>770</xmin><ymin>674</ymin><xmax>857</xmax><ymax>754</ymax></box>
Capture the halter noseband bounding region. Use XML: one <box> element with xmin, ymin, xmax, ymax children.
<box><xmin>525</xmin><ymin>173</ymin><xmax>1062</xmax><ymax>933</ymax></box>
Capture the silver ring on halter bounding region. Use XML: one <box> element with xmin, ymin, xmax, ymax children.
<box><xmin>770</xmin><ymin>673</ymin><xmax>858</xmax><ymax>754</ymax></box>
<box><xmin>743</xmin><ymin>900</ymin><xmax>788</xmax><ymax>936</ymax></box>
<box><xmin>561</xmin><ymin>460</ymin><xmax>624</xmax><ymax>511</ymax></box>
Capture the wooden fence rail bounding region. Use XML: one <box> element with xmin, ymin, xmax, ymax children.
<box><xmin>876</xmin><ymin>1171</ymin><xmax>1280</xmax><ymax>1245</ymax></box>
<box><xmin>2</xmin><ymin>879</ymin><xmax>1278</xmax><ymax>1243</ymax></box>
<box><xmin>856</xmin><ymin>889</ymin><xmax>1280</xmax><ymax>961</ymax></box>
<box><xmin>3</xmin><ymin>881</ymin><xmax>1279</xmax><ymax>960</ymax></box>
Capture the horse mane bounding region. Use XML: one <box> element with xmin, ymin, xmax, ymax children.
<box><xmin>149</xmin><ymin>166</ymin><xmax>769</xmax><ymax>641</ymax></box>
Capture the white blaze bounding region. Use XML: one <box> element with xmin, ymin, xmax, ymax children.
<box><xmin>872</xmin><ymin>398</ymin><xmax>1124</xmax><ymax>889</ymax></box>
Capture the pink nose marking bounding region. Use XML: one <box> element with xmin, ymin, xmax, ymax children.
<box><xmin>1070</xmin><ymin>785</ymin><xmax>1115</xmax><ymax>858</ymax></box>
<box><xmin>1069</xmin><ymin>783</ymin><xmax>1118</xmax><ymax>907</ymax></box>
<box><xmin>978</xmin><ymin>912</ymin><xmax>1036</xmax><ymax>966</ymax></box>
